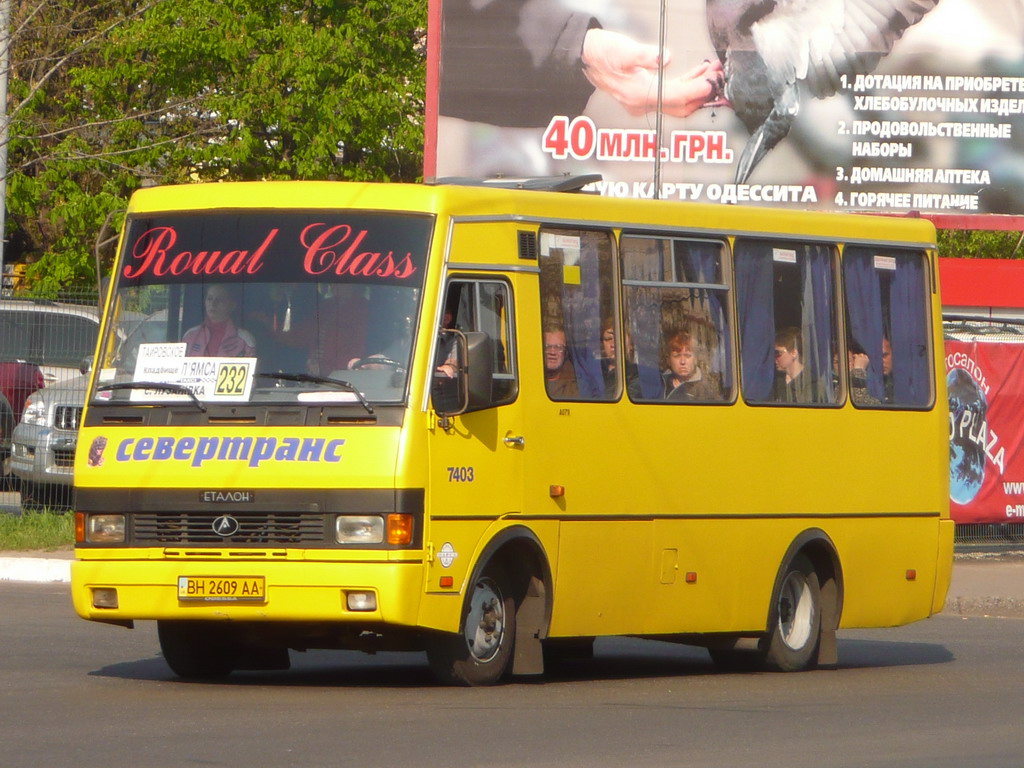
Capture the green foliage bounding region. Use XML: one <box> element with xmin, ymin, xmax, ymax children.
<box><xmin>7</xmin><ymin>0</ymin><xmax>427</xmax><ymax>290</ymax></box>
<box><xmin>0</xmin><ymin>511</ymin><xmax>74</xmax><ymax>551</ymax></box>
<box><xmin>937</xmin><ymin>229</ymin><xmax>1024</xmax><ymax>260</ymax></box>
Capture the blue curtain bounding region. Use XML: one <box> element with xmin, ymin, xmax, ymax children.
<box><xmin>843</xmin><ymin>251</ymin><xmax>886</xmax><ymax>402</ymax></box>
<box><xmin>891</xmin><ymin>255</ymin><xmax>928</xmax><ymax>405</ymax></box>
<box><xmin>735</xmin><ymin>243</ymin><xmax>775</xmax><ymax>401</ymax></box>
<box><xmin>626</xmin><ymin>284</ymin><xmax>669</xmax><ymax>399</ymax></box>
<box><xmin>562</xmin><ymin>236</ymin><xmax>605</xmax><ymax>399</ymax></box>
<box><xmin>803</xmin><ymin>245</ymin><xmax>835</xmax><ymax>402</ymax></box>
<box><xmin>681</xmin><ymin>242</ymin><xmax>733</xmax><ymax>390</ymax></box>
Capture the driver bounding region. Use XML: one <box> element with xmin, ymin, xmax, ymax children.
<box><xmin>310</xmin><ymin>285</ymin><xmax>368</xmax><ymax>376</ymax></box>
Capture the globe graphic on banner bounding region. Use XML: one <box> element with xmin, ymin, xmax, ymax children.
<box><xmin>948</xmin><ymin>368</ymin><xmax>986</xmax><ymax>505</ymax></box>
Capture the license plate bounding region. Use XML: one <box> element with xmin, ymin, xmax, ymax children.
<box><xmin>177</xmin><ymin>576</ymin><xmax>266</xmax><ymax>602</ymax></box>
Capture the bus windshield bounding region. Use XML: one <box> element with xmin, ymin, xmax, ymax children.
<box><xmin>92</xmin><ymin>210</ymin><xmax>432</xmax><ymax>406</ymax></box>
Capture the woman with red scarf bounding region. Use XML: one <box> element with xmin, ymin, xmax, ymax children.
<box><xmin>182</xmin><ymin>284</ymin><xmax>256</xmax><ymax>357</ymax></box>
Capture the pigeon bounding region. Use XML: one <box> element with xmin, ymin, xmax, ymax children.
<box><xmin>707</xmin><ymin>0</ymin><xmax>941</xmax><ymax>183</ymax></box>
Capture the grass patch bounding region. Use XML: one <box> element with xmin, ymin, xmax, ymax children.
<box><xmin>0</xmin><ymin>511</ymin><xmax>75</xmax><ymax>551</ymax></box>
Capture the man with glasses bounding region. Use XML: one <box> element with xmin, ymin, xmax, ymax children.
<box><xmin>772</xmin><ymin>326</ymin><xmax>825</xmax><ymax>404</ymax></box>
<box><xmin>543</xmin><ymin>327</ymin><xmax>578</xmax><ymax>399</ymax></box>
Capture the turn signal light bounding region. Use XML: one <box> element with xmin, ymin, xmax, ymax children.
<box><xmin>386</xmin><ymin>514</ymin><xmax>413</xmax><ymax>545</ymax></box>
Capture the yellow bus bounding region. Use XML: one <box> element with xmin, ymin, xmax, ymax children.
<box><xmin>72</xmin><ymin>180</ymin><xmax>953</xmax><ymax>685</ymax></box>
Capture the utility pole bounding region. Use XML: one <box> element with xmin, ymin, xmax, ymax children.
<box><xmin>0</xmin><ymin>0</ymin><xmax>11</xmax><ymax>289</ymax></box>
<box><xmin>652</xmin><ymin>0</ymin><xmax>666</xmax><ymax>201</ymax></box>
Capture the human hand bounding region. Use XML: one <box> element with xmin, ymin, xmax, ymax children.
<box><xmin>581</xmin><ymin>28</ymin><xmax>668</xmax><ymax>116</ymax></box>
<box><xmin>851</xmin><ymin>353</ymin><xmax>870</xmax><ymax>371</ymax></box>
<box><xmin>660</xmin><ymin>59</ymin><xmax>725</xmax><ymax>118</ymax></box>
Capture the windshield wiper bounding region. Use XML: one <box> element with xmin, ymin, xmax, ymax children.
<box><xmin>96</xmin><ymin>381</ymin><xmax>208</xmax><ymax>412</ymax></box>
<box><xmin>255</xmin><ymin>372</ymin><xmax>375</xmax><ymax>414</ymax></box>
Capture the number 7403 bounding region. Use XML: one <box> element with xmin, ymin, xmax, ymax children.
<box><xmin>447</xmin><ymin>466</ymin><xmax>474</xmax><ymax>482</ymax></box>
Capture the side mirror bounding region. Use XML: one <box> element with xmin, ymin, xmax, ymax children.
<box><xmin>430</xmin><ymin>331</ymin><xmax>494</xmax><ymax>417</ymax></box>
<box><xmin>464</xmin><ymin>331</ymin><xmax>494</xmax><ymax>410</ymax></box>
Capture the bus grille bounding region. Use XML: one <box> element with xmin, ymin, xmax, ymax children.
<box><xmin>132</xmin><ymin>512</ymin><xmax>327</xmax><ymax>545</ymax></box>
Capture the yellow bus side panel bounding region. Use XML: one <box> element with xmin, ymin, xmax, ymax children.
<box><xmin>546</xmin><ymin>516</ymin><xmax>944</xmax><ymax>638</ymax></box>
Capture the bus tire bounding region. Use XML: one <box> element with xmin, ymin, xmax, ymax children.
<box><xmin>158</xmin><ymin>621</ymin><xmax>235</xmax><ymax>679</ymax></box>
<box><xmin>425</xmin><ymin>565</ymin><xmax>515</xmax><ymax>686</ymax></box>
<box><xmin>762</xmin><ymin>553</ymin><xmax>821</xmax><ymax>672</ymax></box>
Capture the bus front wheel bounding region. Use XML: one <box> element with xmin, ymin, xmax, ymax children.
<box><xmin>425</xmin><ymin>566</ymin><xmax>516</xmax><ymax>686</ymax></box>
<box><xmin>158</xmin><ymin>621</ymin><xmax>235</xmax><ymax>679</ymax></box>
<box><xmin>762</xmin><ymin>553</ymin><xmax>822</xmax><ymax>672</ymax></box>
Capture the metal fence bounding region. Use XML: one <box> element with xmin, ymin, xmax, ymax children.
<box><xmin>0</xmin><ymin>289</ymin><xmax>102</xmax><ymax>391</ymax></box>
<box><xmin>955</xmin><ymin>523</ymin><xmax>1024</xmax><ymax>551</ymax></box>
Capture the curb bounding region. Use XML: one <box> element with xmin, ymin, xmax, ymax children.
<box><xmin>942</xmin><ymin>596</ymin><xmax>1024</xmax><ymax>620</ymax></box>
<box><xmin>0</xmin><ymin>556</ymin><xmax>71</xmax><ymax>584</ymax></box>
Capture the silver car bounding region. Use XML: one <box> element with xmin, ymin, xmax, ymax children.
<box><xmin>0</xmin><ymin>300</ymin><xmax>101</xmax><ymax>386</ymax></box>
<box><xmin>10</xmin><ymin>375</ymin><xmax>88</xmax><ymax>509</ymax></box>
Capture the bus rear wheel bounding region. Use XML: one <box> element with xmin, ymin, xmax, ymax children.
<box><xmin>762</xmin><ymin>553</ymin><xmax>821</xmax><ymax>672</ymax></box>
<box><xmin>425</xmin><ymin>566</ymin><xmax>515</xmax><ymax>686</ymax></box>
<box><xmin>158</xmin><ymin>621</ymin><xmax>235</xmax><ymax>679</ymax></box>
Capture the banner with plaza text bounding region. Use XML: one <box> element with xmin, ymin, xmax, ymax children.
<box><xmin>946</xmin><ymin>338</ymin><xmax>1024</xmax><ymax>525</ymax></box>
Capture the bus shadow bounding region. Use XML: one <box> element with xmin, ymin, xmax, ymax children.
<box><xmin>88</xmin><ymin>636</ymin><xmax>954</xmax><ymax>687</ymax></box>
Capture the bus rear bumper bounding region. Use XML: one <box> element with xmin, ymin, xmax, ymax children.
<box><xmin>71</xmin><ymin>557</ymin><xmax>426</xmax><ymax>627</ymax></box>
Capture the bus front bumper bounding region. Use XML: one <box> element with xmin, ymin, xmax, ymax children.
<box><xmin>71</xmin><ymin>556</ymin><xmax>426</xmax><ymax>627</ymax></box>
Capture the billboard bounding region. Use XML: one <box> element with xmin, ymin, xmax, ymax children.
<box><xmin>946</xmin><ymin>336</ymin><xmax>1024</xmax><ymax>525</ymax></box>
<box><xmin>427</xmin><ymin>0</ymin><xmax>1024</xmax><ymax>213</ymax></box>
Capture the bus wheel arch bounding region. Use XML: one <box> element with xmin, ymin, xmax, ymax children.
<box><xmin>425</xmin><ymin>526</ymin><xmax>552</xmax><ymax>685</ymax></box>
<box><xmin>763</xmin><ymin>530</ymin><xmax>844</xmax><ymax>671</ymax></box>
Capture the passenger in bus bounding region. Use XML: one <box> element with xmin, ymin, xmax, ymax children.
<box><xmin>771</xmin><ymin>326</ymin><xmax>823</xmax><ymax>404</ymax></box>
<box><xmin>882</xmin><ymin>336</ymin><xmax>894</xmax><ymax>403</ymax></box>
<box><xmin>543</xmin><ymin>327</ymin><xmax>578</xmax><ymax>398</ymax></box>
<box><xmin>834</xmin><ymin>343</ymin><xmax>880</xmax><ymax>406</ymax></box>
<box><xmin>182</xmin><ymin>284</ymin><xmax>256</xmax><ymax>357</ymax></box>
<box><xmin>599</xmin><ymin>319</ymin><xmax>618</xmax><ymax>396</ymax></box>
<box><xmin>662</xmin><ymin>329</ymin><xmax>717</xmax><ymax>401</ymax></box>
<box><xmin>598</xmin><ymin>320</ymin><xmax>643</xmax><ymax>399</ymax></box>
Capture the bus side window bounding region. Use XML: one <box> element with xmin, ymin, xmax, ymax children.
<box><xmin>621</xmin><ymin>235</ymin><xmax>732</xmax><ymax>403</ymax></box>
<box><xmin>736</xmin><ymin>239</ymin><xmax>839</xmax><ymax>406</ymax></box>
<box><xmin>439</xmin><ymin>279</ymin><xmax>518</xmax><ymax>406</ymax></box>
<box><xmin>843</xmin><ymin>248</ymin><xmax>932</xmax><ymax>408</ymax></box>
<box><xmin>538</xmin><ymin>228</ymin><xmax>618</xmax><ymax>402</ymax></box>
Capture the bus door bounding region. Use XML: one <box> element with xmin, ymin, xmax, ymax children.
<box><xmin>426</xmin><ymin>277</ymin><xmax>523</xmax><ymax>591</ymax></box>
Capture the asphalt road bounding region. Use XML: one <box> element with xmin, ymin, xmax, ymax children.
<box><xmin>3</xmin><ymin>583</ymin><xmax>1023</xmax><ymax>768</ymax></box>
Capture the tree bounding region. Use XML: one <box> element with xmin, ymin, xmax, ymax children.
<box><xmin>6</xmin><ymin>0</ymin><xmax>426</xmax><ymax>294</ymax></box>
<box><xmin>936</xmin><ymin>228</ymin><xmax>1024</xmax><ymax>261</ymax></box>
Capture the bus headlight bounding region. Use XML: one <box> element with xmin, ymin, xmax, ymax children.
<box><xmin>86</xmin><ymin>514</ymin><xmax>126</xmax><ymax>544</ymax></box>
<box><xmin>335</xmin><ymin>515</ymin><xmax>384</xmax><ymax>544</ymax></box>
